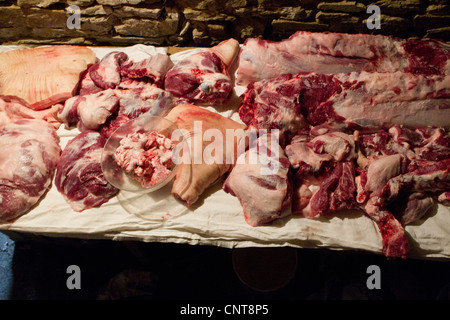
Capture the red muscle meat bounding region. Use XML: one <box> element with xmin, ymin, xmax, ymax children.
<box><xmin>55</xmin><ymin>131</ymin><xmax>119</xmax><ymax>212</ymax></box>
<box><xmin>236</xmin><ymin>31</ymin><xmax>450</xmax><ymax>85</ymax></box>
<box><xmin>239</xmin><ymin>71</ymin><xmax>450</xmax><ymax>135</ymax></box>
<box><xmin>0</xmin><ymin>119</ymin><xmax>61</xmax><ymax>222</ymax></box>
<box><xmin>164</xmin><ymin>39</ymin><xmax>240</xmax><ymax>105</ymax></box>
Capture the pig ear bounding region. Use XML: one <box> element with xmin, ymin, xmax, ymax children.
<box><xmin>210</xmin><ymin>38</ymin><xmax>240</xmax><ymax>70</ymax></box>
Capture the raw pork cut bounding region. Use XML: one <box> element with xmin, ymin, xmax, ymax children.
<box><xmin>0</xmin><ymin>45</ymin><xmax>97</xmax><ymax>110</ymax></box>
<box><xmin>239</xmin><ymin>71</ymin><xmax>450</xmax><ymax>135</ymax></box>
<box><xmin>99</xmin><ymin>87</ymin><xmax>175</xmax><ymax>138</ymax></box>
<box><xmin>286</xmin><ymin>126</ymin><xmax>357</xmax><ymax>218</ymax></box>
<box><xmin>70</xmin><ymin>51</ymin><xmax>176</xmax><ymax>137</ymax></box>
<box><xmin>223</xmin><ymin>132</ymin><xmax>292</xmax><ymax>226</ymax></box>
<box><xmin>55</xmin><ymin>131</ymin><xmax>119</xmax><ymax>212</ymax></box>
<box><xmin>164</xmin><ymin>104</ymin><xmax>247</xmax><ymax>206</ymax></box>
<box><xmin>164</xmin><ymin>39</ymin><xmax>240</xmax><ymax>105</ymax></box>
<box><xmin>0</xmin><ymin>119</ymin><xmax>61</xmax><ymax>222</ymax></box>
<box><xmin>236</xmin><ymin>31</ymin><xmax>450</xmax><ymax>85</ymax></box>
<box><xmin>0</xmin><ymin>98</ymin><xmax>61</xmax><ymax>130</ymax></box>
<box><xmin>58</xmin><ymin>89</ymin><xmax>119</xmax><ymax>131</ymax></box>
<box><xmin>86</xmin><ymin>51</ymin><xmax>173</xmax><ymax>91</ymax></box>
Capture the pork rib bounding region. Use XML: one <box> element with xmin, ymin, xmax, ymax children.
<box><xmin>0</xmin><ymin>119</ymin><xmax>61</xmax><ymax>222</ymax></box>
<box><xmin>0</xmin><ymin>46</ymin><xmax>97</xmax><ymax>110</ymax></box>
<box><xmin>236</xmin><ymin>31</ymin><xmax>450</xmax><ymax>85</ymax></box>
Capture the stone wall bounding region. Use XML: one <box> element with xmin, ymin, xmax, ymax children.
<box><xmin>1</xmin><ymin>0</ymin><xmax>449</xmax><ymax>47</ymax></box>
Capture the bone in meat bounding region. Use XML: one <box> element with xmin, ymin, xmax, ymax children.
<box><xmin>164</xmin><ymin>39</ymin><xmax>240</xmax><ymax>105</ymax></box>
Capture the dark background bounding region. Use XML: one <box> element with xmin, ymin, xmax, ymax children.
<box><xmin>1</xmin><ymin>231</ymin><xmax>449</xmax><ymax>301</ymax></box>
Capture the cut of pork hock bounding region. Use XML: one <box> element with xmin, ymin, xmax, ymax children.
<box><xmin>0</xmin><ymin>46</ymin><xmax>97</xmax><ymax>110</ymax></box>
<box><xmin>239</xmin><ymin>71</ymin><xmax>450</xmax><ymax>135</ymax></box>
<box><xmin>55</xmin><ymin>131</ymin><xmax>119</xmax><ymax>212</ymax></box>
<box><xmin>223</xmin><ymin>132</ymin><xmax>292</xmax><ymax>226</ymax></box>
<box><xmin>0</xmin><ymin>119</ymin><xmax>61</xmax><ymax>222</ymax></box>
<box><xmin>236</xmin><ymin>31</ymin><xmax>450</xmax><ymax>85</ymax></box>
<box><xmin>164</xmin><ymin>104</ymin><xmax>247</xmax><ymax>206</ymax></box>
<box><xmin>164</xmin><ymin>39</ymin><xmax>240</xmax><ymax>105</ymax></box>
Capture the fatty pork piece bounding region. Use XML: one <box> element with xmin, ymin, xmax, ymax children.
<box><xmin>55</xmin><ymin>131</ymin><xmax>119</xmax><ymax>212</ymax></box>
<box><xmin>86</xmin><ymin>51</ymin><xmax>173</xmax><ymax>92</ymax></box>
<box><xmin>164</xmin><ymin>38</ymin><xmax>240</xmax><ymax>105</ymax></box>
<box><xmin>99</xmin><ymin>87</ymin><xmax>175</xmax><ymax>138</ymax></box>
<box><xmin>58</xmin><ymin>89</ymin><xmax>119</xmax><ymax>131</ymax></box>
<box><xmin>223</xmin><ymin>133</ymin><xmax>292</xmax><ymax>227</ymax></box>
<box><xmin>59</xmin><ymin>86</ymin><xmax>175</xmax><ymax>136</ymax></box>
<box><xmin>239</xmin><ymin>71</ymin><xmax>450</xmax><ymax>135</ymax></box>
<box><xmin>0</xmin><ymin>119</ymin><xmax>61</xmax><ymax>222</ymax></box>
<box><xmin>236</xmin><ymin>31</ymin><xmax>450</xmax><ymax>85</ymax></box>
<box><xmin>0</xmin><ymin>98</ymin><xmax>61</xmax><ymax>130</ymax></box>
<box><xmin>164</xmin><ymin>104</ymin><xmax>247</xmax><ymax>206</ymax></box>
<box><xmin>0</xmin><ymin>46</ymin><xmax>97</xmax><ymax>110</ymax></box>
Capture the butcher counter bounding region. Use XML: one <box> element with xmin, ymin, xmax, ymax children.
<box><xmin>0</xmin><ymin>44</ymin><xmax>449</xmax><ymax>262</ymax></box>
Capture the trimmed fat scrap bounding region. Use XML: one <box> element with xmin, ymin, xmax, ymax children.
<box><xmin>0</xmin><ymin>46</ymin><xmax>97</xmax><ymax>110</ymax></box>
<box><xmin>115</xmin><ymin>131</ymin><xmax>175</xmax><ymax>188</ymax></box>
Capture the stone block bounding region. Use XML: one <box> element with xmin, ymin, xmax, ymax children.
<box><xmin>26</xmin><ymin>8</ymin><xmax>68</xmax><ymax>28</ymax></box>
<box><xmin>183</xmin><ymin>8</ymin><xmax>235</xmax><ymax>22</ymax></box>
<box><xmin>316</xmin><ymin>11</ymin><xmax>360</xmax><ymax>24</ymax></box>
<box><xmin>114</xmin><ymin>18</ymin><xmax>178</xmax><ymax>38</ymax></box>
<box><xmin>414</xmin><ymin>14</ymin><xmax>450</xmax><ymax>31</ymax></box>
<box><xmin>17</xmin><ymin>0</ymin><xmax>60</xmax><ymax>8</ymax></box>
<box><xmin>272</xmin><ymin>19</ymin><xmax>329</xmax><ymax>39</ymax></box>
<box><xmin>80</xmin><ymin>5</ymin><xmax>113</xmax><ymax>16</ymax></box>
<box><xmin>427</xmin><ymin>4</ymin><xmax>450</xmax><ymax>16</ymax></box>
<box><xmin>113</xmin><ymin>5</ymin><xmax>163</xmax><ymax>19</ymax></box>
<box><xmin>0</xmin><ymin>6</ymin><xmax>26</xmax><ymax>28</ymax></box>
<box><xmin>96</xmin><ymin>0</ymin><xmax>146</xmax><ymax>6</ymax></box>
<box><xmin>371</xmin><ymin>0</ymin><xmax>424</xmax><ymax>16</ymax></box>
<box><xmin>317</xmin><ymin>1</ymin><xmax>366</xmax><ymax>13</ymax></box>
<box><xmin>425</xmin><ymin>26</ymin><xmax>450</xmax><ymax>41</ymax></box>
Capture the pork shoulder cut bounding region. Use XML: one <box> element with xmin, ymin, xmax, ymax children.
<box><xmin>55</xmin><ymin>131</ymin><xmax>119</xmax><ymax>212</ymax></box>
<box><xmin>0</xmin><ymin>119</ymin><xmax>61</xmax><ymax>222</ymax></box>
